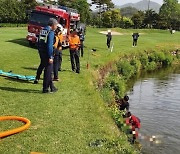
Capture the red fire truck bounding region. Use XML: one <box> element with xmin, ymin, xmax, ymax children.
<box><xmin>27</xmin><ymin>4</ymin><xmax>80</xmax><ymax>47</ymax></box>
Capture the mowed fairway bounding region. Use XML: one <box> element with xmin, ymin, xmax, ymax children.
<box><xmin>0</xmin><ymin>27</ymin><xmax>179</xmax><ymax>154</ymax></box>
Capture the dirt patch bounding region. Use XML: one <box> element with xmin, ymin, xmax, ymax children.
<box><xmin>99</xmin><ymin>31</ymin><xmax>123</xmax><ymax>36</ymax></box>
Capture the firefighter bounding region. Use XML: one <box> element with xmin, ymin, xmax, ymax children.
<box><xmin>37</xmin><ymin>18</ymin><xmax>58</xmax><ymax>93</ymax></box>
<box><xmin>106</xmin><ymin>30</ymin><xmax>112</xmax><ymax>48</ymax></box>
<box><xmin>116</xmin><ymin>95</ymin><xmax>130</xmax><ymax>111</ymax></box>
<box><xmin>132</xmin><ymin>33</ymin><xmax>140</xmax><ymax>47</ymax></box>
<box><xmin>125</xmin><ymin>111</ymin><xmax>141</xmax><ymax>143</ymax></box>
<box><xmin>53</xmin><ymin>24</ymin><xmax>63</xmax><ymax>81</ymax></box>
<box><xmin>69</xmin><ymin>29</ymin><xmax>81</xmax><ymax>74</ymax></box>
<box><xmin>78</xmin><ymin>29</ymin><xmax>85</xmax><ymax>57</ymax></box>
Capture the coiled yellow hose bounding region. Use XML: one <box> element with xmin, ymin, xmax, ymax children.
<box><xmin>0</xmin><ymin>116</ymin><xmax>31</xmax><ymax>138</ymax></box>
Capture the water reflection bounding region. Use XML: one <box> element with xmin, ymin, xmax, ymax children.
<box><xmin>127</xmin><ymin>66</ymin><xmax>180</xmax><ymax>154</ymax></box>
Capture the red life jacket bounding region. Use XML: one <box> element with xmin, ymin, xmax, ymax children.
<box><xmin>126</xmin><ymin>115</ymin><xmax>141</xmax><ymax>130</ymax></box>
<box><xmin>126</xmin><ymin>115</ymin><xmax>141</xmax><ymax>138</ymax></box>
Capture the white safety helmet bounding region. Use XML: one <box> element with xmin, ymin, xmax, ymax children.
<box><xmin>108</xmin><ymin>29</ymin><xmax>111</xmax><ymax>33</ymax></box>
<box><xmin>57</xmin><ymin>24</ymin><xmax>63</xmax><ymax>32</ymax></box>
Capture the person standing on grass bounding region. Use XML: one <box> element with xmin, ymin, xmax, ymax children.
<box><xmin>132</xmin><ymin>33</ymin><xmax>139</xmax><ymax>47</ymax></box>
<box><xmin>106</xmin><ymin>30</ymin><xmax>112</xmax><ymax>49</ymax></box>
<box><xmin>36</xmin><ymin>18</ymin><xmax>58</xmax><ymax>93</ymax></box>
<box><xmin>78</xmin><ymin>29</ymin><xmax>85</xmax><ymax>57</ymax></box>
<box><xmin>69</xmin><ymin>29</ymin><xmax>81</xmax><ymax>74</ymax></box>
<box><xmin>53</xmin><ymin>24</ymin><xmax>63</xmax><ymax>81</ymax></box>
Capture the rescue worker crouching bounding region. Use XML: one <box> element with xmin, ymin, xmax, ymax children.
<box><xmin>69</xmin><ymin>29</ymin><xmax>81</xmax><ymax>74</ymax></box>
<box><xmin>37</xmin><ymin>18</ymin><xmax>58</xmax><ymax>93</ymax></box>
<box><xmin>116</xmin><ymin>95</ymin><xmax>130</xmax><ymax>111</ymax></box>
<box><xmin>125</xmin><ymin>111</ymin><xmax>141</xmax><ymax>144</ymax></box>
<box><xmin>53</xmin><ymin>24</ymin><xmax>63</xmax><ymax>81</ymax></box>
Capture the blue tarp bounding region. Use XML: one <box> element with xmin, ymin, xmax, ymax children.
<box><xmin>0</xmin><ymin>70</ymin><xmax>35</xmax><ymax>81</ymax></box>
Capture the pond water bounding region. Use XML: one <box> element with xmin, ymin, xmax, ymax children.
<box><xmin>127</xmin><ymin>67</ymin><xmax>180</xmax><ymax>154</ymax></box>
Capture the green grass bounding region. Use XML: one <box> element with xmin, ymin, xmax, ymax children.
<box><xmin>0</xmin><ymin>27</ymin><xmax>179</xmax><ymax>154</ymax></box>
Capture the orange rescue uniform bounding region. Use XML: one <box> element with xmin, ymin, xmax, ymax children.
<box><xmin>69</xmin><ymin>34</ymin><xmax>80</xmax><ymax>50</ymax></box>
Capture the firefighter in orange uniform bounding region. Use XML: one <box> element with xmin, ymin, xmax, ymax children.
<box><xmin>69</xmin><ymin>29</ymin><xmax>81</xmax><ymax>74</ymax></box>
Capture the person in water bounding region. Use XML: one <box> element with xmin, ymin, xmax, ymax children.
<box><xmin>125</xmin><ymin>111</ymin><xmax>141</xmax><ymax>143</ymax></box>
<box><xmin>116</xmin><ymin>95</ymin><xmax>130</xmax><ymax>111</ymax></box>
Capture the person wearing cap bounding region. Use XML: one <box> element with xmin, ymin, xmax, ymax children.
<box><xmin>69</xmin><ymin>29</ymin><xmax>81</xmax><ymax>74</ymax></box>
<box><xmin>35</xmin><ymin>18</ymin><xmax>58</xmax><ymax>93</ymax></box>
<box><xmin>106</xmin><ymin>30</ymin><xmax>112</xmax><ymax>48</ymax></box>
<box><xmin>53</xmin><ymin>24</ymin><xmax>63</xmax><ymax>81</ymax></box>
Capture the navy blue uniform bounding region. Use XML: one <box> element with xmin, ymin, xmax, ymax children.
<box><xmin>79</xmin><ymin>33</ymin><xmax>85</xmax><ymax>57</ymax></box>
<box><xmin>37</xmin><ymin>26</ymin><xmax>56</xmax><ymax>92</ymax></box>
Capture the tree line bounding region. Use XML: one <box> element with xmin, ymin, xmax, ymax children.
<box><xmin>0</xmin><ymin>0</ymin><xmax>179</xmax><ymax>30</ymax></box>
<box><xmin>0</xmin><ymin>0</ymin><xmax>37</xmax><ymax>23</ymax></box>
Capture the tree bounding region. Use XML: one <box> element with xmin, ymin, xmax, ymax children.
<box><xmin>131</xmin><ymin>11</ymin><xmax>145</xmax><ymax>29</ymax></box>
<box><xmin>159</xmin><ymin>0</ymin><xmax>180</xmax><ymax>29</ymax></box>
<box><xmin>102</xmin><ymin>9</ymin><xmax>121</xmax><ymax>28</ymax></box>
<box><xmin>120</xmin><ymin>17</ymin><xmax>134</xmax><ymax>29</ymax></box>
<box><xmin>102</xmin><ymin>10</ymin><xmax>112</xmax><ymax>27</ymax></box>
<box><xmin>91</xmin><ymin>0</ymin><xmax>114</xmax><ymax>27</ymax></box>
<box><xmin>144</xmin><ymin>9</ymin><xmax>159</xmax><ymax>28</ymax></box>
<box><xmin>0</xmin><ymin>0</ymin><xmax>27</xmax><ymax>23</ymax></box>
<box><xmin>22</xmin><ymin>0</ymin><xmax>37</xmax><ymax>10</ymax></box>
<box><xmin>111</xmin><ymin>9</ymin><xmax>121</xmax><ymax>27</ymax></box>
<box><xmin>0</xmin><ymin>0</ymin><xmax>37</xmax><ymax>24</ymax></box>
<box><xmin>71</xmin><ymin>0</ymin><xmax>91</xmax><ymax>24</ymax></box>
<box><xmin>91</xmin><ymin>13</ymin><xmax>101</xmax><ymax>27</ymax></box>
<box><xmin>58</xmin><ymin>0</ymin><xmax>74</xmax><ymax>7</ymax></box>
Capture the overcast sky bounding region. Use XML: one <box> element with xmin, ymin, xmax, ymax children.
<box><xmin>87</xmin><ymin>0</ymin><xmax>163</xmax><ymax>5</ymax></box>
<box><xmin>112</xmin><ymin>0</ymin><xmax>163</xmax><ymax>5</ymax></box>
<box><xmin>37</xmin><ymin>0</ymin><xmax>180</xmax><ymax>6</ymax></box>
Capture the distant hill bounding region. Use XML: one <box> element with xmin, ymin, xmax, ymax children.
<box><xmin>120</xmin><ymin>7</ymin><xmax>139</xmax><ymax>17</ymax></box>
<box><xmin>116</xmin><ymin>0</ymin><xmax>161</xmax><ymax>13</ymax></box>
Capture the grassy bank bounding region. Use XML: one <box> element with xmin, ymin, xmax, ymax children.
<box><xmin>100</xmin><ymin>50</ymin><xmax>179</xmax><ymax>101</ymax></box>
<box><xmin>0</xmin><ymin>27</ymin><xmax>179</xmax><ymax>154</ymax></box>
<box><xmin>99</xmin><ymin>50</ymin><xmax>179</xmax><ymax>141</ymax></box>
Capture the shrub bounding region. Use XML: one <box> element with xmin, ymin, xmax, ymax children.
<box><xmin>130</xmin><ymin>59</ymin><xmax>142</xmax><ymax>73</ymax></box>
<box><xmin>100</xmin><ymin>88</ymin><xmax>114</xmax><ymax>105</ymax></box>
<box><xmin>177</xmin><ymin>54</ymin><xmax>180</xmax><ymax>59</ymax></box>
<box><xmin>139</xmin><ymin>55</ymin><xmax>149</xmax><ymax>69</ymax></box>
<box><xmin>146</xmin><ymin>61</ymin><xmax>157</xmax><ymax>71</ymax></box>
<box><xmin>117</xmin><ymin>61</ymin><xmax>135</xmax><ymax>79</ymax></box>
<box><xmin>162</xmin><ymin>54</ymin><xmax>173</xmax><ymax>66</ymax></box>
<box><xmin>148</xmin><ymin>51</ymin><xmax>165</xmax><ymax>63</ymax></box>
<box><xmin>105</xmin><ymin>75</ymin><xmax>126</xmax><ymax>98</ymax></box>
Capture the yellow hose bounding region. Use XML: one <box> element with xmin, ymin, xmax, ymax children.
<box><xmin>0</xmin><ymin>116</ymin><xmax>31</xmax><ymax>138</ymax></box>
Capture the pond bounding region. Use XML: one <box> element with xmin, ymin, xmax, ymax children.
<box><xmin>127</xmin><ymin>66</ymin><xmax>180</xmax><ymax>154</ymax></box>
